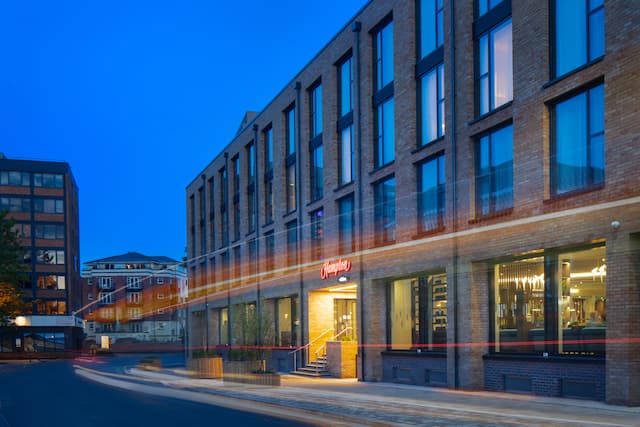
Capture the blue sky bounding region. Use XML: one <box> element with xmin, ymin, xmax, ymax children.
<box><xmin>0</xmin><ymin>0</ymin><xmax>368</xmax><ymax>264</ymax></box>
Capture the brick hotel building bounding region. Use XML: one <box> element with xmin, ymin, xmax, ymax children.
<box><xmin>0</xmin><ymin>155</ymin><xmax>83</xmax><ymax>356</ymax></box>
<box><xmin>185</xmin><ymin>1</ymin><xmax>640</xmax><ymax>404</ymax></box>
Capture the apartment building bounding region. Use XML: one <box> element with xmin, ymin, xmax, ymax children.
<box><xmin>185</xmin><ymin>0</ymin><xmax>640</xmax><ymax>405</ymax></box>
<box><xmin>81</xmin><ymin>252</ymin><xmax>187</xmax><ymax>347</ymax></box>
<box><xmin>0</xmin><ymin>155</ymin><xmax>83</xmax><ymax>356</ymax></box>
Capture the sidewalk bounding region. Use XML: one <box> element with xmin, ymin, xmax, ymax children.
<box><xmin>76</xmin><ymin>362</ymin><xmax>640</xmax><ymax>427</ymax></box>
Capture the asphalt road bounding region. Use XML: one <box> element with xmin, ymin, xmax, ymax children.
<box><xmin>0</xmin><ymin>359</ymin><xmax>314</xmax><ymax>427</ymax></box>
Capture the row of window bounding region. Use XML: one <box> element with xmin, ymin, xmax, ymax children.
<box><xmin>0</xmin><ymin>197</ymin><xmax>64</xmax><ymax>214</ymax></box>
<box><xmin>0</xmin><ymin>171</ymin><xmax>64</xmax><ymax>188</ymax></box>
<box><xmin>89</xmin><ymin>276</ymin><xmax>167</xmax><ymax>289</ymax></box>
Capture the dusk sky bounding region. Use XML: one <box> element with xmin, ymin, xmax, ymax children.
<box><xmin>1</xmin><ymin>0</ymin><xmax>368</xmax><ymax>265</ymax></box>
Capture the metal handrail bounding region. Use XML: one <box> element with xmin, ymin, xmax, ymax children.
<box><xmin>316</xmin><ymin>326</ymin><xmax>353</xmax><ymax>360</ymax></box>
<box><xmin>288</xmin><ymin>327</ymin><xmax>334</xmax><ymax>371</ymax></box>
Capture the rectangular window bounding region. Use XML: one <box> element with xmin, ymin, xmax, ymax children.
<box><xmin>276</xmin><ymin>297</ymin><xmax>294</xmax><ymax>347</ymax></box>
<box><xmin>419</xmin><ymin>154</ymin><xmax>445</xmax><ymax>232</ymax></box>
<box><xmin>208</xmin><ymin>177</ymin><xmax>215</xmax><ymax>247</ymax></box>
<box><xmin>264</xmin><ymin>126</ymin><xmax>273</xmax><ymax>172</ymax></box>
<box><xmin>286</xmin><ymin>106</ymin><xmax>296</xmax><ymax>156</ymax></box>
<box><xmin>339</xmin><ymin>56</ymin><xmax>353</xmax><ymax>117</ymax></box>
<box><xmin>248</xmin><ymin>238</ymin><xmax>257</xmax><ymax>276</ymax></box>
<box><xmin>33</xmin><ymin>199</ymin><xmax>64</xmax><ymax>214</ymax></box>
<box><xmin>99</xmin><ymin>277</ymin><xmax>113</xmax><ymax>289</ymax></box>
<box><xmin>338</xmin><ymin>195</ymin><xmax>355</xmax><ymax>255</ymax></box>
<box><xmin>265</xmin><ymin>231</ymin><xmax>275</xmax><ymax>274</ymax></box>
<box><xmin>128</xmin><ymin>307</ymin><xmax>142</xmax><ymax>320</ymax></box>
<box><xmin>389</xmin><ymin>273</ymin><xmax>447</xmax><ymax>351</ymax></box>
<box><xmin>374</xmin><ymin>177</ymin><xmax>396</xmax><ymax>245</ymax></box>
<box><xmin>12</xmin><ymin>223</ymin><xmax>31</xmax><ymax>239</ymax></box>
<box><xmin>478</xmin><ymin>0</ymin><xmax>504</xmax><ymax>16</ymax></box>
<box><xmin>552</xmin><ymin>84</ymin><xmax>604</xmax><ymax>195</ymax></box>
<box><xmin>220</xmin><ymin>308</ymin><xmax>229</xmax><ymax>345</ymax></box>
<box><xmin>99</xmin><ymin>292</ymin><xmax>113</xmax><ymax>305</ymax></box>
<box><xmin>478</xmin><ymin>19</ymin><xmax>513</xmax><ymax>115</ymax></box>
<box><xmin>286</xmin><ymin>220</ymin><xmax>297</xmax><ymax>267</ymax></box>
<box><xmin>310</xmin><ymin>83</ymin><xmax>323</xmax><ymax>138</ymax></box>
<box><xmin>376</xmin><ymin>98</ymin><xmax>395</xmax><ymax>167</ymax></box>
<box><xmin>220</xmin><ymin>167</ymin><xmax>229</xmax><ymax>247</ymax></box>
<box><xmin>310</xmin><ymin>143</ymin><xmax>323</xmax><ymax>200</ymax></box>
<box><xmin>33</xmin><ymin>173</ymin><xmax>63</xmax><ymax>188</ymax></box>
<box><xmin>554</xmin><ymin>0</ymin><xmax>604</xmax><ymax>77</ymax></box>
<box><xmin>0</xmin><ymin>197</ymin><xmax>30</xmax><ymax>213</ymax></box>
<box><xmin>475</xmin><ymin>124</ymin><xmax>513</xmax><ymax>216</ymax></box>
<box><xmin>264</xmin><ymin>176</ymin><xmax>274</xmax><ymax>223</ymax></box>
<box><xmin>375</xmin><ymin>20</ymin><xmax>394</xmax><ymax>91</ymax></box>
<box><xmin>127</xmin><ymin>292</ymin><xmax>141</xmax><ymax>305</ymax></box>
<box><xmin>339</xmin><ymin>125</ymin><xmax>354</xmax><ymax>185</ymax></box>
<box><xmin>264</xmin><ymin>127</ymin><xmax>274</xmax><ymax>224</ymax></box>
<box><xmin>310</xmin><ymin>209</ymin><xmax>323</xmax><ymax>261</ymax></box>
<box><xmin>220</xmin><ymin>251</ymin><xmax>229</xmax><ymax>282</ymax></box>
<box><xmin>189</xmin><ymin>194</ymin><xmax>196</xmax><ymax>257</ymax></box>
<box><xmin>36</xmin><ymin>249</ymin><xmax>65</xmax><ymax>265</ymax></box>
<box><xmin>420</xmin><ymin>63</ymin><xmax>445</xmax><ymax>145</ymax></box>
<box><xmin>198</xmin><ymin>186</ymin><xmax>206</xmax><ymax>255</ymax></box>
<box><xmin>34</xmin><ymin>224</ymin><xmax>65</xmax><ymax>240</ymax></box>
<box><xmin>36</xmin><ymin>275</ymin><xmax>66</xmax><ymax>290</ymax></box>
<box><xmin>233</xmin><ymin>245</ymin><xmax>241</xmax><ymax>279</ymax></box>
<box><xmin>247</xmin><ymin>142</ymin><xmax>256</xmax><ymax>233</ymax></box>
<box><xmin>0</xmin><ymin>171</ymin><xmax>30</xmax><ymax>186</ymax></box>
<box><xmin>286</xmin><ymin>163</ymin><xmax>296</xmax><ymax>212</ymax></box>
<box><xmin>419</xmin><ymin>0</ymin><xmax>444</xmax><ymax>58</ymax></box>
<box><xmin>127</xmin><ymin>277</ymin><xmax>141</xmax><ymax>289</ymax></box>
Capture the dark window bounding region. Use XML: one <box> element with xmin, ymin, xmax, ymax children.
<box><xmin>198</xmin><ymin>186</ymin><xmax>206</xmax><ymax>255</ymax></box>
<box><xmin>338</xmin><ymin>195</ymin><xmax>355</xmax><ymax>255</ymax></box>
<box><xmin>375</xmin><ymin>21</ymin><xmax>394</xmax><ymax>91</ymax></box>
<box><xmin>374</xmin><ymin>176</ymin><xmax>396</xmax><ymax>245</ymax></box>
<box><xmin>220</xmin><ymin>167</ymin><xmax>229</xmax><ymax>247</ymax></box>
<box><xmin>418</xmin><ymin>154</ymin><xmax>445</xmax><ymax>232</ymax></box>
<box><xmin>286</xmin><ymin>106</ymin><xmax>296</xmax><ymax>156</ymax></box>
<box><xmin>33</xmin><ymin>173</ymin><xmax>63</xmax><ymax>188</ymax></box>
<box><xmin>310</xmin><ymin>143</ymin><xmax>323</xmax><ymax>200</ymax></box>
<box><xmin>264</xmin><ymin>126</ymin><xmax>274</xmax><ymax>223</ymax></box>
<box><xmin>208</xmin><ymin>178</ymin><xmax>215</xmax><ymax>247</ymax></box>
<box><xmin>477</xmin><ymin>18</ymin><xmax>512</xmax><ymax>115</ymax></box>
<box><xmin>286</xmin><ymin>163</ymin><xmax>296</xmax><ymax>212</ymax></box>
<box><xmin>376</xmin><ymin>98</ymin><xmax>395</xmax><ymax>167</ymax></box>
<box><xmin>0</xmin><ymin>197</ymin><xmax>30</xmax><ymax>213</ymax></box>
<box><xmin>0</xmin><ymin>171</ymin><xmax>30</xmax><ymax>186</ymax></box>
<box><xmin>478</xmin><ymin>0</ymin><xmax>504</xmax><ymax>16</ymax></box>
<box><xmin>264</xmin><ymin>231</ymin><xmax>275</xmax><ymax>274</ymax></box>
<box><xmin>420</xmin><ymin>63</ymin><xmax>445</xmax><ymax>145</ymax></box>
<box><xmin>233</xmin><ymin>246</ymin><xmax>241</xmax><ymax>279</ymax></box>
<box><xmin>189</xmin><ymin>195</ymin><xmax>196</xmax><ymax>257</ymax></box>
<box><xmin>264</xmin><ymin>126</ymin><xmax>273</xmax><ymax>172</ymax></box>
<box><xmin>552</xmin><ymin>84</ymin><xmax>604</xmax><ymax>195</ymax></box>
<box><xmin>339</xmin><ymin>56</ymin><xmax>353</xmax><ymax>117</ymax></box>
<box><xmin>554</xmin><ymin>0</ymin><xmax>604</xmax><ymax>77</ymax></box>
<box><xmin>310</xmin><ymin>83</ymin><xmax>323</xmax><ymax>138</ymax></box>
<box><xmin>310</xmin><ymin>208</ymin><xmax>324</xmax><ymax>261</ymax></box>
<box><xmin>286</xmin><ymin>220</ymin><xmax>297</xmax><ymax>267</ymax></box>
<box><xmin>475</xmin><ymin>124</ymin><xmax>513</xmax><ymax>216</ymax></box>
<box><xmin>33</xmin><ymin>199</ymin><xmax>64</xmax><ymax>214</ymax></box>
<box><xmin>419</xmin><ymin>0</ymin><xmax>444</xmax><ymax>58</ymax></box>
<box><xmin>247</xmin><ymin>142</ymin><xmax>256</xmax><ymax>233</ymax></box>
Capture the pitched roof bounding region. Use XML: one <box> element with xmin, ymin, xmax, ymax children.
<box><xmin>85</xmin><ymin>251</ymin><xmax>179</xmax><ymax>265</ymax></box>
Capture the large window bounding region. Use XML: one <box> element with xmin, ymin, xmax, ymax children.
<box><xmin>34</xmin><ymin>224</ymin><xmax>64</xmax><ymax>240</ymax></box>
<box><xmin>376</xmin><ymin>98</ymin><xmax>395</xmax><ymax>167</ymax></box>
<box><xmin>339</xmin><ymin>125</ymin><xmax>354</xmax><ymax>185</ymax></box>
<box><xmin>220</xmin><ymin>167</ymin><xmax>229</xmax><ymax>247</ymax></box>
<box><xmin>310</xmin><ymin>208</ymin><xmax>323</xmax><ymax>261</ymax></box>
<box><xmin>286</xmin><ymin>220</ymin><xmax>297</xmax><ymax>267</ymax></box>
<box><xmin>34</xmin><ymin>199</ymin><xmax>64</xmax><ymax>214</ymax></box>
<box><xmin>389</xmin><ymin>273</ymin><xmax>447</xmax><ymax>351</ymax></box>
<box><xmin>264</xmin><ymin>231</ymin><xmax>275</xmax><ymax>274</ymax></box>
<box><xmin>198</xmin><ymin>186</ymin><xmax>206</xmax><ymax>255</ymax></box>
<box><xmin>310</xmin><ymin>143</ymin><xmax>323</xmax><ymax>200</ymax></box>
<box><xmin>338</xmin><ymin>195</ymin><xmax>355</xmax><ymax>255</ymax></box>
<box><xmin>478</xmin><ymin>0</ymin><xmax>504</xmax><ymax>16</ymax></box>
<box><xmin>286</xmin><ymin>106</ymin><xmax>296</xmax><ymax>156</ymax></box>
<box><xmin>0</xmin><ymin>171</ymin><xmax>30</xmax><ymax>186</ymax></box>
<box><xmin>33</xmin><ymin>173</ymin><xmax>63</xmax><ymax>188</ymax></box>
<box><xmin>374</xmin><ymin>176</ymin><xmax>396</xmax><ymax>245</ymax></box>
<box><xmin>338</xmin><ymin>54</ymin><xmax>354</xmax><ymax>185</ymax></box>
<box><xmin>36</xmin><ymin>275</ymin><xmax>65</xmax><ymax>290</ymax></box>
<box><xmin>418</xmin><ymin>154</ymin><xmax>445</xmax><ymax>232</ymax></box>
<box><xmin>36</xmin><ymin>249</ymin><xmax>65</xmax><ymax>265</ymax></box>
<box><xmin>477</xmin><ymin>18</ymin><xmax>513</xmax><ymax>115</ymax></box>
<box><xmin>375</xmin><ymin>20</ymin><xmax>394</xmax><ymax>91</ymax></box>
<box><xmin>492</xmin><ymin>246</ymin><xmax>606</xmax><ymax>356</ymax></box>
<box><xmin>419</xmin><ymin>0</ymin><xmax>444</xmax><ymax>58</ymax></box>
<box><xmin>286</xmin><ymin>162</ymin><xmax>296</xmax><ymax>212</ymax></box>
<box><xmin>232</xmin><ymin>156</ymin><xmax>240</xmax><ymax>241</ymax></box>
<box><xmin>310</xmin><ymin>83</ymin><xmax>323</xmax><ymax>138</ymax></box>
<box><xmin>264</xmin><ymin>127</ymin><xmax>274</xmax><ymax>223</ymax></box>
<box><xmin>0</xmin><ymin>197</ymin><xmax>30</xmax><ymax>213</ymax></box>
<box><xmin>552</xmin><ymin>84</ymin><xmax>604</xmax><ymax>195</ymax></box>
<box><xmin>554</xmin><ymin>0</ymin><xmax>604</xmax><ymax>77</ymax></box>
<box><xmin>475</xmin><ymin>124</ymin><xmax>513</xmax><ymax>217</ymax></box>
<box><xmin>247</xmin><ymin>142</ymin><xmax>256</xmax><ymax>233</ymax></box>
<box><xmin>339</xmin><ymin>56</ymin><xmax>353</xmax><ymax>117</ymax></box>
<box><xmin>420</xmin><ymin>64</ymin><xmax>445</xmax><ymax>145</ymax></box>
<box><xmin>285</xmin><ymin>106</ymin><xmax>297</xmax><ymax>213</ymax></box>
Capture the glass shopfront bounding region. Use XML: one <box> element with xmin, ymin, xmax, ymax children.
<box><xmin>492</xmin><ymin>245</ymin><xmax>606</xmax><ymax>355</ymax></box>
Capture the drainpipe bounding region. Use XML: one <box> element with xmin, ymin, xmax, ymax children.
<box><xmin>252</xmin><ymin>123</ymin><xmax>262</xmax><ymax>352</ymax></box>
<box><xmin>294</xmin><ymin>81</ymin><xmax>305</xmax><ymax>355</ymax></box>
<box><xmin>449</xmin><ymin>0</ymin><xmax>460</xmax><ymax>389</ymax></box>
<box><xmin>352</xmin><ymin>20</ymin><xmax>365</xmax><ymax>381</ymax></box>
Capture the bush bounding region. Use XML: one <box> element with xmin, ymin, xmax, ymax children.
<box><xmin>227</xmin><ymin>348</ymin><xmax>260</xmax><ymax>361</ymax></box>
<box><xmin>192</xmin><ymin>349</ymin><xmax>220</xmax><ymax>359</ymax></box>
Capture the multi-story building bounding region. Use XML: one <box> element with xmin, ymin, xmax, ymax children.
<box><xmin>185</xmin><ymin>1</ymin><xmax>640</xmax><ymax>405</ymax></box>
<box><xmin>0</xmin><ymin>154</ymin><xmax>84</xmax><ymax>356</ymax></box>
<box><xmin>80</xmin><ymin>252</ymin><xmax>187</xmax><ymax>347</ymax></box>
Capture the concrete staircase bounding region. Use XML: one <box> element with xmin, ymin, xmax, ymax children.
<box><xmin>291</xmin><ymin>355</ymin><xmax>332</xmax><ymax>378</ymax></box>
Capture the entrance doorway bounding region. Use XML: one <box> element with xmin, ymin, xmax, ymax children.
<box><xmin>334</xmin><ymin>299</ymin><xmax>357</xmax><ymax>341</ymax></box>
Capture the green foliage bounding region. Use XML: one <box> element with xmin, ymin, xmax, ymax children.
<box><xmin>0</xmin><ymin>211</ymin><xmax>28</xmax><ymax>325</ymax></box>
<box><xmin>229</xmin><ymin>300</ymin><xmax>275</xmax><ymax>361</ymax></box>
<box><xmin>191</xmin><ymin>349</ymin><xmax>220</xmax><ymax>359</ymax></box>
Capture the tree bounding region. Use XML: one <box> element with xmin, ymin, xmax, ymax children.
<box><xmin>0</xmin><ymin>211</ymin><xmax>28</xmax><ymax>325</ymax></box>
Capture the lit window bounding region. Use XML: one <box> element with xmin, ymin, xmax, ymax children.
<box><xmin>478</xmin><ymin>19</ymin><xmax>513</xmax><ymax>115</ymax></box>
<box><xmin>374</xmin><ymin>176</ymin><xmax>396</xmax><ymax>245</ymax></box>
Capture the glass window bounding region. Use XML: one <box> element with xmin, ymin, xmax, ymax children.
<box><xmin>389</xmin><ymin>273</ymin><xmax>447</xmax><ymax>351</ymax></box>
<box><xmin>475</xmin><ymin>124</ymin><xmax>513</xmax><ymax>216</ymax></box>
<box><xmin>99</xmin><ymin>277</ymin><xmax>113</xmax><ymax>289</ymax></box>
<box><xmin>36</xmin><ymin>249</ymin><xmax>65</xmax><ymax>265</ymax></box>
<box><xmin>493</xmin><ymin>257</ymin><xmax>545</xmax><ymax>353</ymax></box>
<box><xmin>286</xmin><ymin>163</ymin><xmax>296</xmax><ymax>212</ymax></box>
<box><xmin>127</xmin><ymin>277</ymin><xmax>141</xmax><ymax>289</ymax></box>
<box><xmin>419</xmin><ymin>0</ymin><xmax>444</xmax><ymax>58</ymax></box>
<box><xmin>478</xmin><ymin>19</ymin><xmax>513</xmax><ymax>115</ymax></box>
<box><xmin>0</xmin><ymin>197</ymin><xmax>30</xmax><ymax>213</ymax></box>
<box><xmin>419</xmin><ymin>154</ymin><xmax>446</xmax><ymax>232</ymax></box>
<box><xmin>36</xmin><ymin>275</ymin><xmax>66</xmax><ymax>290</ymax></box>
<box><xmin>374</xmin><ymin>177</ymin><xmax>396</xmax><ymax>245</ymax></box>
<box><xmin>208</xmin><ymin>178</ymin><xmax>215</xmax><ymax>246</ymax></box>
<box><xmin>555</xmin><ymin>0</ymin><xmax>604</xmax><ymax>77</ymax></box>
<box><xmin>478</xmin><ymin>0</ymin><xmax>504</xmax><ymax>16</ymax></box>
<box><xmin>220</xmin><ymin>167</ymin><xmax>229</xmax><ymax>247</ymax></box>
<box><xmin>265</xmin><ymin>231</ymin><xmax>275</xmax><ymax>273</ymax></box>
<box><xmin>287</xmin><ymin>106</ymin><xmax>296</xmax><ymax>156</ymax></box>
<box><xmin>33</xmin><ymin>173</ymin><xmax>63</xmax><ymax>188</ymax></box>
<box><xmin>264</xmin><ymin>177</ymin><xmax>274</xmax><ymax>224</ymax></box>
<box><xmin>34</xmin><ymin>198</ymin><xmax>64</xmax><ymax>214</ymax></box>
<box><xmin>338</xmin><ymin>195</ymin><xmax>355</xmax><ymax>255</ymax></box>
<box><xmin>376</xmin><ymin>98</ymin><xmax>395</xmax><ymax>167</ymax></box>
<box><xmin>233</xmin><ymin>246</ymin><xmax>241</xmax><ymax>279</ymax></box>
<box><xmin>127</xmin><ymin>292</ymin><xmax>141</xmax><ymax>305</ymax></box>
<box><xmin>99</xmin><ymin>292</ymin><xmax>113</xmax><ymax>305</ymax></box>
<box><xmin>375</xmin><ymin>21</ymin><xmax>394</xmax><ymax>90</ymax></box>
<box><xmin>0</xmin><ymin>171</ymin><xmax>30</xmax><ymax>186</ymax></box>
<box><xmin>189</xmin><ymin>194</ymin><xmax>196</xmax><ymax>256</ymax></box>
<box><xmin>34</xmin><ymin>224</ymin><xmax>65</xmax><ymax>240</ymax></box>
<box><xmin>310</xmin><ymin>144</ymin><xmax>323</xmax><ymax>200</ymax></box>
<box><xmin>420</xmin><ymin>63</ymin><xmax>445</xmax><ymax>144</ymax></box>
<box><xmin>339</xmin><ymin>125</ymin><xmax>354</xmax><ymax>185</ymax></box>
<box><xmin>264</xmin><ymin>127</ymin><xmax>273</xmax><ymax>172</ymax></box>
<box><xmin>198</xmin><ymin>186</ymin><xmax>206</xmax><ymax>255</ymax></box>
<box><xmin>286</xmin><ymin>220</ymin><xmax>297</xmax><ymax>267</ymax></box>
<box><xmin>339</xmin><ymin>56</ymin><xmax>353</xmax><ymax>117</ymax></box>
<box><xmin>277</xmin><ymin>297</ymin><xmax>293</xmax><ymax>347</ymax></box>
<box><xmin>553</xmin><ymin>84</ymin><xmax>604</xmax><ymax>195</ymax></box>
<box><xmin>310</xmin><ymin>83</ymin><xmax>323</xmax><ymax>138</ymax></box>
<box><xmin>310</xmin><ymin>209</ymin><xmax>323</xmax><ymax>261</ymax></box>
<box><xmin>220</xmin><ymin>307</ymin><xmax>229</xmax><ymax>345</ymax></box>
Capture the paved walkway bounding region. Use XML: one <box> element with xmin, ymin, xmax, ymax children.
<box><xmin>74</xmin><ymin>361</ymin><xmax>640</xmax><ymax>427</ymax></box>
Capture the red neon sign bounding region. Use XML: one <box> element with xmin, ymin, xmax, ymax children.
<box><xmin>320</xmin><ymin>259</ymin><xmax>352</xmax><ymax>280</ymax></box>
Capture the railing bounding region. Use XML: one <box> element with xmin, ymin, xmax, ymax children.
<box><xmin>289</xmin><ymin>326</ymin><xmax>354</xmax><ymax>372</ymax></box>
<box><xmin>288</xmin><ymin>327</ymin><xmax>334</xmax><ymax>372</ymax></box>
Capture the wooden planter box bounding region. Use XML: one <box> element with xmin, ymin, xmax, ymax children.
<box><xmin>188</xmin><ymin>357</ymin><xmax>223</xmax><ymax>379</ymax></box>
<box><xmin>223</xmin><ymin>360</ymin><xmax>281</xmax><ymax>386</ymax></box>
